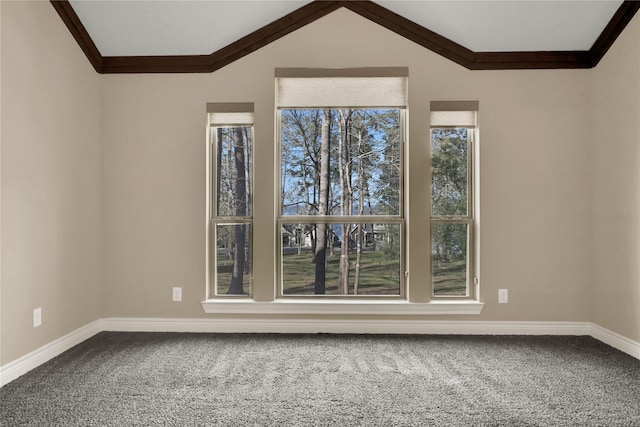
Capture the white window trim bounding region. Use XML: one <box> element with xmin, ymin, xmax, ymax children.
<box><xmin>429</xmin><ymin>101</ymin><xmax>480</xmax><ymax>300</ymax></box>
<box><xmin>206</xmin><ymin>103</ymin><xmax>255</xmax><ymax>298</ymax></box>
<box><xmin>275</xmin><ymin>70</ymin><xmax>408</xmax><ymax>298</ymax></box>
<box><xmin>203</xmin><ymin>86</ymin><xmax>485</xmax><ymax>314</ymax></box>
<box><xmin>201</xmin><ymin>299</ymin><xmax>484</xmax><ymax>315</ymax></box>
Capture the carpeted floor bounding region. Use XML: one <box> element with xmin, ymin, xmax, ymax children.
<box><xmin>1</xmin><ymin>332</ymin><xmax>639</xmax><ymax>426</ymax></box>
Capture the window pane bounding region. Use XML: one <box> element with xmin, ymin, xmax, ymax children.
<box><xmin>432</xmin><ymin>222</ymin><xmax>468</xmax><ymax>296</ymax></box>
<box><xmin>281</xmin><ymin>223</ymin><xmax>401</xmax><ymax>296</ymax></box>
<box><xmin>215</xmin><ymin>224</ymin><xmax>251</xmax><ymax>295</ymax></box>
<box><xmin>215</xmin><ymin>126</ymin><xmax>252</xmax><ymax>217</ymax></box>
<box><xmin>431</xmin><ymin>128</ymin><xmax>468</xmax><ymax>216</ymax></box>
<box><xmin>280</xmin><ymin>109</ymin><xmax>401</xmax><ymax>216</ymax></box>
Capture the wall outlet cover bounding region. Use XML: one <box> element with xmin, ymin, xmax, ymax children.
<box><xmin>172</xmin><ymin>287</ymin><xmax>182</xmax><ymax>302</ymax></box>
<box><xmin>498</xmin><ymin>289</ymin><xmax>508</xmax><ymax>304</ymax></box>
<box><xmin>33</xmin><ymin>308</ymin><xmax>42</xmax><ymax>327</ymax></box>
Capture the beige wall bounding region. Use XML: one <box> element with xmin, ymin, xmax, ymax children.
<box><xmin>102</xmin><ymin>9</ymin><xmax>592</xmax><ymax>322</ymax></box>
<box><xmin>1</xmin><ymin>1</ymin><xmax>102</xmax><ymax>364</ymax></box>
<box><xmin>590</xmin><ymin>14</ymin><xmax>640</xmax><ymax>342</ymax></box>
<box><xmin>1</xmin><ymin>3</ymin><xmax>638</xmax><ymax>367</ymax></box>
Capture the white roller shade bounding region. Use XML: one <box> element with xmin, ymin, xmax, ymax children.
<box><xmin>207</xmin><ymin>102</ymin><xmax>254</xmax><ymax>126</ymax></box>
<box><xmin>276</xmin><ymin>68</ymin><xmax>408</xmax><ymax>109</ymax></box>
<box><xmin>430</xmin><ymin>101</ymin><xmax>478</xmax><ymax>128</ymax></box>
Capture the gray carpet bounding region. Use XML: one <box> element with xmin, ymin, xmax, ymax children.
<box><xmin>1</xmin><ymin>333</ymin><xmax>639</xmax><ymax>426</ymax></box>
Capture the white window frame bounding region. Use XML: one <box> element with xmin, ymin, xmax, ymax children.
<box><xmin>429</xmin><ymin>101</ymin><xmax>479</xmax><ymax>300</ymax></box>
<box><xmin>200</xmin><ymin>85</ymin><xmax>485</xmax><ymax>315</ymax></box>
<box><xmin>275</xmin><ymin>69</ymin><xmax>408</xmax><ymax>299</ymax></box>
<box><xmin>206</xmin><ymin>103</ymin><xmax>254</xmax><ymax>299</ymax></box>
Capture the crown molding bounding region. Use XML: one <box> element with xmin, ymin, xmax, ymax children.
<box><xmin>50</xmin><ymin>0</ymin><xmax>103</xmax><ymax>73</ymax></box>
<box><xmin>588</xmin><ymin>0</ymin><xmax>640</xmax><ymax>67</ymax></box>
<box><xmin>50</xmin><ymin>0</ymin><xmax>640</xmax><ymax>74</ymax></box>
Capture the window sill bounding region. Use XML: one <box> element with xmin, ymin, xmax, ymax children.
<box><xmin>201</xmin><ymin>299</ymin><xmax>484</xmax><ymax>315</ymax></box>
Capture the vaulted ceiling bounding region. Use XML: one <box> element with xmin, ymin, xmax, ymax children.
<box><xmin>51</xmin><ymin>0</ymin><xmax>640</xmax><ymax>73</ymax></box>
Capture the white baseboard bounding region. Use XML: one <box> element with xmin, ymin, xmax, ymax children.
<box><xmin>101</xmin><ymin>317</ymin><xmax>592</xmax><ymax>336</ymax></box>
<box><xmin>0</xmin><ymin>320</ymin><xmax>102</xmax><ymax>387</ymax></box>
<box><xmin>1</xmin><ymin>318</ymin><xmax>637</xmax><ymax>388</ymax></box>
<box><xmin>590</xmin><ymin>323</ymin><xmax>640</xmax><ymax>359</ymax></box>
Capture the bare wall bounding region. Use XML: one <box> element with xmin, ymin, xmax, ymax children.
<box><xmin>590</xmin><ymin>13</ymin><xmax>640</xmax><ymax>342</ymax></box>
<box><xmin>1</xmin><ymin>1</ymin><xmax>102</xmax><ymax>364</ymax></box>
<box><xmin>101</xmin><ymin>9</ymin><xmax>592</xmax><ymax>323</ymax></box>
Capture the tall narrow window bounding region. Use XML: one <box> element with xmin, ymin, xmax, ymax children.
<box><xmin>207</xmin><ymin>103</ymin><xmax>253</xmax><ymax>297</ymax></box>
<box><xmin>276</xmin><ymin>68</ymin><xmax>407</xmax><ymax>297</ymax></box>
<box><xmin>430</xmin><ymin>101</ymin><xmax>478</xmax><ymax>297</ymax></box>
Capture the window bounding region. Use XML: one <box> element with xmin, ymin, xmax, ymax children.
<box><xmin>276</xmin><ymin>68</ymin><xmax>407</xmax><ymax>297</ymax></box>
<box><xmin>430</xmin><ymin>101</ymin><xmax>479</xmax><ymax>298</ymax></box>
<box><xmin>207</xmin><ymin>103</ymin><xmax>253</xmax><ymax>297</ymax></box>
<box><xmin>202</xmin><ymin>79</ymin><xmax>485</xmax><ymax>315</ymax></box>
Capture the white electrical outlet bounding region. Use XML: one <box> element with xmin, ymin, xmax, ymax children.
<box><xmin>172</xmin><ymin>287</ymin><xmax>182</xmax><ymax>302</ymax></box>
<box><xmin>498</xmin><ymin>289</ymin><xmax>508</xmax><ymax>304</ymax></box>
<box><xmin>33</xmin><ymin>308</ymin><xmax>42</xmax><ymax>327</ymax></box>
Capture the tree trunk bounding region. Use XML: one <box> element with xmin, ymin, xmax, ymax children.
<box><xmin>216</xmin><ymin>128</ymin><xmax>223</xmax><ymax>214</ymax></box>
<box><xmin>243</xmin><ymin>127</ymin><xmax>252</xmax><ymax>216</ymax></box>
<box><xmin>243</xmin><ymin>127</ymin><xmax>252</xmax><ymax>275</ymax></box>
<box><xmin>229</xmin><ymin>127</ymin><xmax>247</xmax><ymax>294</ymax></box>
<box><xmin>315</xmin><ymin>109</ymin><xmax>331</xmax><ymax>294</ymax></box>
<box><xmin>311</xmin><ymin>174</ymin><xmax>317</xmax><ymax>263</ymax></box>
<box><xmin>338</xmin><ymin>109</ymin><xmax>353</xmax><ymax>295</ymax></box>
<box><xmin>229</xmin><ymin>224</ymin><xmax>246</xmax><ymax>294</ymax></box>
<box><xmin>338</xmin><ymin>110</ymin><xmax>351</xmax><ymax>294</ymax></box>
<box><xmin>354</xmin><ymin>128</ymin><xmax>365</xmax><ymax>294</ymax></box>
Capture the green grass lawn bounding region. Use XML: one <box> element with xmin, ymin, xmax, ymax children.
<box><xmin>216</xmin><ymin>251</ymin><xmax>467</xmax><ymax>296</ymax></box>
<box><xmin>432</xmin><ymin>258</ymin><xmax>467</xmax><ymax>296</ymax></box>
<box><xmin>281</xmin><ymin>249</ymin><xmax>400</xmax><ymax>295</ymax></box>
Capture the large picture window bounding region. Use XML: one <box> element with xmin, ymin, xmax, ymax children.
<box><xmin>276</xmin><ymin>68</ymin><xmax>407</xmax><ymax>297</ymax></box>
<box><xmin>430</xmin><ymin>101</ymin><xmax>478</xmax><ymax>297</ymax></box>
<box><xmin>207</xmin><ymin>103</ymin><xmax>253</xmax><ymax>297</ymax></box>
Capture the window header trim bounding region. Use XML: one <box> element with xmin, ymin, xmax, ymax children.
<box><xmin>430</xmin><ymin>100</ymin><xmax>479</xmax><ymax>112</ymax></box>
<box><xmin>430</xmin><ymin>101</ymin><xmax>479</xmax><ymax>128</ymax></box>
<box><xmin>207</xmin><ymin>102</ymin><xmax>255</xmax><ymax>127</ymax></box>
<box><xmin>275</xmin><ymin>67</ymin><xmax>408</xmax><ymax>79</ymax></box>
<box><xmin>276</xmin><ymin>69</ymin><xmax>408</xmax><ymax>109</ymax></box>
<box><xmin>206</xmin><ymin>102</ymin><xmax>254</xmax><ymax>114</ymax></box>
